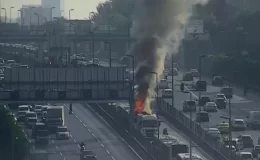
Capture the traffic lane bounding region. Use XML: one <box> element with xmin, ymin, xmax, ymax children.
<box><xmin>159</xmin><ymin>116</ymin><xmax>214</xmax><ymax>160</ymax></box>
<box><xmin>72</xmin><ymin>103</ymin><xmax>141</xmax><ymax>160</ymax></box>
<box><xmin>62</xmin><ymin>105</ymin><xmax>113</xmax><ymax>160</ymax></box>
<box><xmin>48</xmin><ymin>153</ymin><xmax>65</xmax><ymax>160</ymax></box>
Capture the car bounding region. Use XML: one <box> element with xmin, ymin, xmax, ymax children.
<box><xmin>162</xmin><ymin>89</ymin><xmax>173</xmax><ymax>98</ymax></box>
<box><xmin>198</xmin><ymin>96</ymin><xmax>211</xmax><ymax>106</ymax></box>
<box><xmin>232</xmin><ymin>119</ymin><xmax>246</xmax><ymax>131</ymax></box>
<box><xmin>196</xmin><ymin>111</ymin><xmax>209</xmax><ymax>122</ymax></box>
<box><xmin>207</xmin><ymin>128</ymin><xmax>221</xmax><ymax>139</ymax></box>
<box><xmin>217</xmin><ymin>122</ymin><xmax>229</xmax><ymax>134</ymax></box>
<box><xmin>191</xmin><ymin>80</ymin><xmax>206</xmax><ymax>91</ymax></box>
<box><xmin>16</xmin><ymin>111</ymin><xmax>27</xmax><ymax>122</ymax></box>
<box><xmin>159</xmin><ymin>79</ymin><xmax>169</xmax><ymax>89</ymax></box>
<box><xmin>182</xmin><ymin>72</ymin><xmax>193</xmax><ymax>81</ymax></box>
<box><xmin>212</xmin><ymin>76</ymin><xmax>224</xmax><ymax>86</ymax></box>
<box><xmin>190</xmin><ymin>69</ymin><xmax>199</xmax><ymax>77</ymax></box>
<box><xmin>225</xmin><ymin>145</ymin><xmax>236</xmax><ymax>153</ymax></box>
<box><xmin>25</xmin><ymin>112</ymin><xmax>38</xmax><ymax>128</ymax></box>
<box><xmin>182</xmin><ymin>100</ymin><xmax>196</xmax><ymax>112</ymax></box>
<box><xmin>34</xmin><ymin>105</ymin><xmax>43</xmax><ymax>117</ymax></box>
<box><xmin>214</xmin><ymin>93</ymin><xmax>227</xmax><ymax>101</ymax></box>
<box><xmin>18</xmin><ymin>105</ymin><xmax>30</xmax><ymax>113</ymax></box>
<box><xmin>56</xmin><ymin>126</ymin><xmax>70</xmax><ymax>140</ymax></box>
<box><xmin>167</xmin><ymin>68</ymin><xmax>178</xmax><ymax>76</ymax></box>
<box><xmin>173</xmin><ymin>63</ymin><xmax>179</xmax><ymax>70</ymax></box>
<box><xmin>252</xmin><ymin>145</ymin><xmax>260</xmax><ymax>157</ymax></box>
<box><xmin>224</xmin><ymin>137</ymin><xmax>244</xmax><ymax>151</ymax></box>
<box><xmin>238</xmin><ymin>135</ymin><xmax>254</xmax><ymax>148</ymax></box>
<box><xmin>203</xmin><ymin>102</ymin><xmax>217</xmax><ymax>112</ymax></box>
<box><xmin>220</xmin><ymin>87</ymin><xmax>233</xmax><ymax>99</ymax></box>
<box><xmin>32</xmin><ymin>122</ymin><xmax>47</xmax><ymax>138</ymax></box>
<box><xmin>215</xmin><ymin>98</ymin><xmax>226</xmax><ymax>109</ymax></box>
<box><xmin>237</xmin><ymin>152</ymin><xmax>253</xmax><ymax>160</ymax></box>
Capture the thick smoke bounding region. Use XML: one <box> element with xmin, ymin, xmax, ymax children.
<box><xmin>130</xmin><ymin>0</ymin><xmax>208</xmax><ymax>114</ymax></box>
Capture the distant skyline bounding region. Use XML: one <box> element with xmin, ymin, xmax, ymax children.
<box><xmin>0</xmin><ymin>0</ymin><xmax>107</xmax><ymax>19</ymax></box>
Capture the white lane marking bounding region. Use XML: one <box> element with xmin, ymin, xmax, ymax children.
<box><xmin>111</xmin><ymin>156</ymin><xmax>116</xmax><ymax>160</ymax></box>
<box><xmin>55</xmin><ymin>146</ymin><xmax>59</xmax><ymax>149</ymax></box>
<box><xmin>73</xmin><ymin>139</ymin><xmax>76</xmax><ymax>143</ymax></box>
<box><xmin>32</xmin><ymin>145</ymin><xmax>35</xmax><ymax>150</ymax></box>
<box><xmin>86</xmin><ymin>103</ymin><xmax>142</xmax><ymax>160</ymax></box>
<box><xmin>79</xmin><ymin>119</ymin><xmax>83</xmax><ymax>123</ymax></box>
<box><xmin>83</xmin><ymin>124</ymin><xmax>87</xmax><ymax>127</ymax></box>
<box><xmin>60</xmin><ymin>152</ymin><xmax>63</xmax><ymax>156</ymax></box>
<box><xmin>63</xmin><ymin>157</ymin><xmax>66</xmax><ymax>160</ymax></box>
<box><xmin>75</xmin><ymin>115</ymin><xmax>79</xmax><ymax>119</ymax></box>
<box><xmin>101</xmin><ymin>144</ymin><xmax>104</xmax><ymax>148</ymax></box>
<box><xmin>51</xmin><ymin>140</ymin><xmax>54</xmax><ymax>144</ymax></box>
<box><xmin>106</xmin><ymin>150</ymin><xmax>111</xmax><ymax>155</ymax></box>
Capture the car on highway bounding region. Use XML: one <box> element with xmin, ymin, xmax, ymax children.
<box><xmin>232</xmin><ymin>119</ymin><xmax>246</xmax><ymax>131</ymax></box>
<box><xmin>252</xmin><ymin>145</ymin><xmax>260</xmax><ymax>158</ymax></box>
<box><xmin>16</xmin><ymin>111</ymin><xmax>27</xmax><ymax>122</ymax></box>
<box><xmin>91</xmin><ymin>58</ymin><xmax>100</xmax><ymax>65</ymax></box>
<box><xmin>238</xmin><ymin>135</ymin><xmax>254</xmax><ymax>148</ymax></box>
<box><xmin>212</xmin><ymin>76</ymin><xmax>224</xmax><ymax>86</ymax></box>
<box><xmin>182</xmin><ymin>100</ymin><xmax>196</xmax><ymax>112</ymax></box>
<box><xmin>247</xmin><ymin>111</ymin><xmax>260</xmax><ymax>129</ymax></box>
<box><xmin>217</xmin><ymin>122</ymin><xmax>229</xmax><ymax>134</ymax></box>
<box><xmin>215</xmin><ymin>98</ymin><xmax>227</xmax><ymax>109</ymax></box>
<box><xmin>214</xmin><ymin>93</ymin><xmax>227</xmax><ymax>101</ymax></box>
<box><xmin>237</xmin><ymin>152</ymin><xmax>253</xmax><ymax>160</ymax></box>
<box><xmin>182</xmin><ymin>72</ymin><xmax>193</xmax><ymax>81</ymax></box>
<box><xmin>196</xmin><ymin>111</ymin><xmax>209</xmax><ymax>122</ymax></box>
<box><xmin>175</xmin><ymin>153</ymin><xmax>203</xmax><ymax>160</ymax></box>
<box><xmin>25</xmin><ymin>112</ymin><xmax>37</xmax><ymax>128</ymax></box>
<box><xmin>225</xmin><ymin>145</ymin><xmax>236</xmax><ymax>153</ymax></box>
<box><xmin>56</xmin><ymin>126</ymin><xmax>70</xmax><ymax>140</ymax></box>
<box><xmin>198</xmin><ymin>95</ymin><xmax>211</xmax><ymax>106</ymax></box>
<box><xmin>167</xmin><ymin>68</ymin><xmax>178</xmax><ymax>76</ymax></box>
<box><xmin>207</xmin><ymin>128</ymin><xmax>221</xmax><ymax>139</ymax></box>
<box><xmin>191</xmin><ymin>80</ymin><xmax>207</xmax><ymax>91</ymax></box>
<box><xmin>189</xmin><ymin>69</ymin><xmax>199</xmax><ymax>77</ymax></box>
<box><xmin>18</xmin><ymin>105</ymin><xmax>30</xmax><ymax>113</ymax></box>
<box><xmin>32</xmin><ymin>122</ymin><xmax>47</xmax><ymax>138</ymax></box>
<box><xmin>162</xmin><ymin>89</ymin><xmax>173</xmax><ymax>98</ymax></box>
<box><xmin>34</xmin><ymin>105</ymin><xmax>43</xmax><ymax>117</ymax></box>
<box><xmin>203</xmin><ymin>102</ymin><xmax>217</xmax><ymax>112</ymax></box>
<box><xmin>220</xmin><ymin>87</ymin><xmax>233</xmax><ymax>99</ymax></box>
<box><xmin>159</xmin><ymin>79</ymin><xmax>169</xmax><ymax>89</ymax></box>
<box><xmin>224</xmin><ymin>137</ymin><xmax>244</xmax><ymax>151</ymax></box>
<box><xmin>173</xmin><ymin>63</ymin><xmax>179</xmax><ymax>70</ymax></box>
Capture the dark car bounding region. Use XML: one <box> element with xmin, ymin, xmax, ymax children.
<box><xmin>192</xmin><ymin>80</ymin><xmax>207</xmax><ymax>91</ymax></box>
<box><xmin>196</xmin><ymin>111</ymin><xmax>209</xmax><ymax>122</ymax></box>
<box><xmin>182</xmin><ymin>72</ymin><xmax>193</xmax><ymax>81</ymax></box>
<box><xmin>220</xmin><ymin>87</ymin><xmax>233</xmax><ymax>99</ymax></box>
<box><xmin>238</xmin><ymin>135</ymin><xmax>254</xmax><ymax>148</ymax></box>
<box><xmin>212</xmin><ymin>76</ymin><xmax>224</xmax><ymax>86</ymax></box>
<box><xmin>198</xmin><ymin>96</ymin><xmax>211</xmax><ymax>106</ymax></box>
<box><xmin>215</xmin><ymin>98</ymin><xmax>226</xmax><ymax>109</ymax></box>
<box><xmin>252</xmin><ymin>145</ymin><xmax>260</xmax><ymax>157</ymax></box>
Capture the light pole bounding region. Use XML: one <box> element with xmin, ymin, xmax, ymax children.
<box><xmin>189</xmin><ymin>91</ymin><xmax>193</xmax><ymax>160</ymax></box>
<box><xmin>69</xmin><ymin>9</ymin><xmax>74</xmax><ymax>20</ymax></box>
<box><xmin>90</xmin><ymin>31</ymin><xmax>95</xmax><ymax>63</ymax></box>
<box><xmin>1</xmin><ymin>8</ymin><xmax>6</xmax><ymax>23</ymax></box>
<box><xmin>89</xmin><ymin>12</ymin><xmax>94</xmax><ymax>32</ymax></box>
<box><xmin>108</xmin><ymin>16</ymin><xmax>114</xmax><ymax>33</ymax></box>
<box><xmin>17</xmin><ymin>10</ymin><xmax>23</xmax><ymax>27</ymax></box>
<box><xmin>29</xmin><ymin>6</ymin><xmax>35</xmax><ymax>28</ymax></box>
<box><xmin>70</xmin><ymin>23</ymin><xmax>77</xmax><ymax>55</ymax></box>
<box><xmin>9</xmin><ymin>6</ymin><xmax>14</xmax><ymax>23</ymax></box>
<box><xmin>198</xmin><ymin>54</ymin><xmax>207</xmax><ymax>112</ymax></box>
<box><xmin>126</xmin><ymin>55</ymin><xmax>135</xmax><ymax>120</ymax></box>
<box><xmin>50</xmin><ymin>7</ymin><xmax>55</xmax><ymax>21</ymax></box>
<box><xmin>34</xmin><ymin>13</ymin><xmax>40</xmax><ymax>28</ymax></box>
<box><xmin>171</xmin><ymin>55</ymin><xmax>175</xmax><ymax>107</ymax></box>
<box><xmin>150</xmin><ymin>71</ymin><xmax>159</xmax><ymax>139</ymax></box>
<box><xmin>104</xmin><ymin>42</ymin><xmax>112</xmax><ymax>67</ymax></box>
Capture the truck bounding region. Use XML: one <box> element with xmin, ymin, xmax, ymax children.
<box><xmin>80</xmin><ymin>150</ymin><xmax>97</xmax><ymax>160</ymax></box>
<box><xmin>45</xmin><ymin>106</ymin><xmax>64</xmax><ymax>131</ymax></box>
<box><xmin>28</xmin><ymin>150</ymin><xmax>49</xmax><ymax>160</ymax></box>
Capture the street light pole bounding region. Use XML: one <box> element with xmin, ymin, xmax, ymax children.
<box><xmin>171</xmin><ymin>55</ymin><xmax>175</xmax><ymax>107</ymax></box>
<box><xmin>126</xmin><ymin>55</ymin><xmax>135</xmax><ymax>119</ymax></box>
<box><xmin>89</xmin><ymin>12</ymin><xmax>94</xmax><ymax>32</ymax></box>
<box><xmin>29</xmin><ymin>7</ymin><xmax>35</xmax><ymax>28</ymax></box>
<box><xmin>9</xmin><ymin>6</ymin><xmax>14</xmax><ymax>23</ymax></box>
<box><xmin>108</xmin><ymin>16</ymin><xmax>114</xmax><ymax>33</ymax></box>
<box><xmin>150</xmin><ymin>71</ymin><xmax>159</xmax><ymax>139</ymax></box>
<box><xmin>17</xmin><ymin>10</ymin><xmax>23</xmax><ymax>27</ymax></box>
<box><xmin>90</xmin><ymin>32</ymin><xmax>95</xmax><ymax>63</ymax></box>
<box><xmin>105</xmin><ymin>42</ymin><xmax>112</xmax><ymax>67</ymax></box>
<box><xmin>69</xmin><ymin>9</ymin><xmax>74</xmax><ymax>20</ymax></box>
<box><xmin>50</xmin><ymin>7</ymin><xmax>55</xmax><ymax>21</ymax></box>
<box><xmin>34</xmin><ymin>13</ymin><xmax>39</xmax><ymax>28</ymax></box>
<box><xmin>1</xmin><ymin>8</ymin><xmax>6</xmax><ymax>23</ymax></box>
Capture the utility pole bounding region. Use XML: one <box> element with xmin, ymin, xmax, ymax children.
<box><xmin>171</xmin><ymin>55</ymin><xmax>174</xmax><ymax>107</ymax></box>
<box><xmin>189</xmin><ymin>91</ymin><xmax>193</xmax><ymax>160</ymax></box>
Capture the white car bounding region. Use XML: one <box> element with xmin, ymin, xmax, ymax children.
<box><xmin>190</xmin><ymin>69</ymin><xmax>199</xmax><ymax>77</ymax></box>
<box><xmin>162</xmin><ymin>89</ymin><xmax>173</xmax><ymax>98</ymax></box>
<box><xmin>226</xmin><ymin>145</ymin><xmax>236</xmax><ymax>153</ymax></box>
<box><xmin>232</xmin><ymin>119</ymin><xmax>246</xmax><ymax>130</ymax></box>
<box><xmin>204</xmin><ymin>102</ymin><xmax>217</xmax><ymax>112</ymax></box>
<box><xmin>56</xmin><ymin>126</ymin><xmax>70</xmax><ymax>139</ymax></box>
<box><xmin>25</xmin><ymin>112</ymin><xmax>37</xmax><ymax>128</ymax></box>
<box><xmin>159</xmin><ymin>79</ymin><xmax>169</xmax><ymax>89</ymax></box>
<box><xmin>215</xmin><ymin>93</ymin><xmax>227</xmax><ymax>101</ymax></box>
<box><xmin>34</xmin><ymin>105</ymin><xmax>43</xmax><ymax>117</ymax></box>
<box><xmin>238</xmin><ymin>152</ymin><xmax>253</xmax><ymax>160</ymax></box>
<box><xmin>207</xmin><ymin>128</ymin><xmax>221</xmax><ymax>139</ymax></box>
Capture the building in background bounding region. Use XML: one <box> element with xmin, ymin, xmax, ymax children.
<box><xmin>20</xmin><ymin>5</ymin><xmax>52</xmax><ymax>27</ymax></box>
<box><xmin>41</xmin><ymin>0</ymin><xmax>61</xmax><ymax>18</ymax></box>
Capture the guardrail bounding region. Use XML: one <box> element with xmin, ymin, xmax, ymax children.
<box><xmin>158</xmin><ymin>97</ymin><xmax>242</xmax><ymax>160</ymax></box>
<box><xmin>86</xmin><ymin>103</ymin><xmax>159</xmax><ymax>160</ymax></box>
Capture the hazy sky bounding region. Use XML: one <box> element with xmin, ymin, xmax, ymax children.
<box><xmin>0</xmin><ymin>0</ymin><xmax>107</xmax><ymax>19</ymax></box>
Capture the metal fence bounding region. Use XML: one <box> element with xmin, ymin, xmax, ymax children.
<box><xmin>157</xmin><ymin>97</ymin><xmax>242</xmax><ymax>160</ymax></box>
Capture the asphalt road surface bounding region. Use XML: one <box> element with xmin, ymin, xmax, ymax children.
<box><xmin>163</xmin><ymin>71</ymin><xmax>260</xmax><ymax>154</ymax></box>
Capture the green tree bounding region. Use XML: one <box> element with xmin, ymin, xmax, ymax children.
<box><xmin>0</xmin><ymin>106</ymin><xmax>28</xmax><ymax>160</ymax></box>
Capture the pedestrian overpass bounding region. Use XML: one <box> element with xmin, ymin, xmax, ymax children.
<box><xmin>0</xmin><ymin>67</ymin><xmax>132</xmax><ymax>103</ymax></box>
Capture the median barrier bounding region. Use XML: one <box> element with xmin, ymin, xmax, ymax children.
<box><xmin>158</xmin><ymin>97</ymin><xmax>242</xmax><ymax>160</ymax></box>
<box><xmin>86</xmin><ymin>103</ymin><xmax>164</xmax><ymax>160</ymax></box>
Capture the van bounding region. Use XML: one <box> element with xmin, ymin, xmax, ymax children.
<box><xmin>247</xmin><ymin>111</ymin><xmax>260</xmax><ymax>129</ymax></box>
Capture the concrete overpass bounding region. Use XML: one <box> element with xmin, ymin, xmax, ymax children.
<box><xmin>0</xmin><ymin>32</ymin><xmax>136</xmax><ymax>43</ymax></box>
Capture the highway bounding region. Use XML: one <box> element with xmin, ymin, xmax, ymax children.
<box><xmin>163</xmin><ymin>71</ymin><xmax>260</xmax><ymax>153</ymax></box>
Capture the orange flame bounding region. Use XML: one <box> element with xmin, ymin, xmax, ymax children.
<box><xmin>134</xmin><ymin>95</ymin><xmax>145</xmax><ymax>114</ymax></box>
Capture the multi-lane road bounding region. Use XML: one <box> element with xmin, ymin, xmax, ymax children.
<box><xmin>164</xmin><ymin>71</ymin><xmax>260</xmax><ymax>153</ymax></box>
